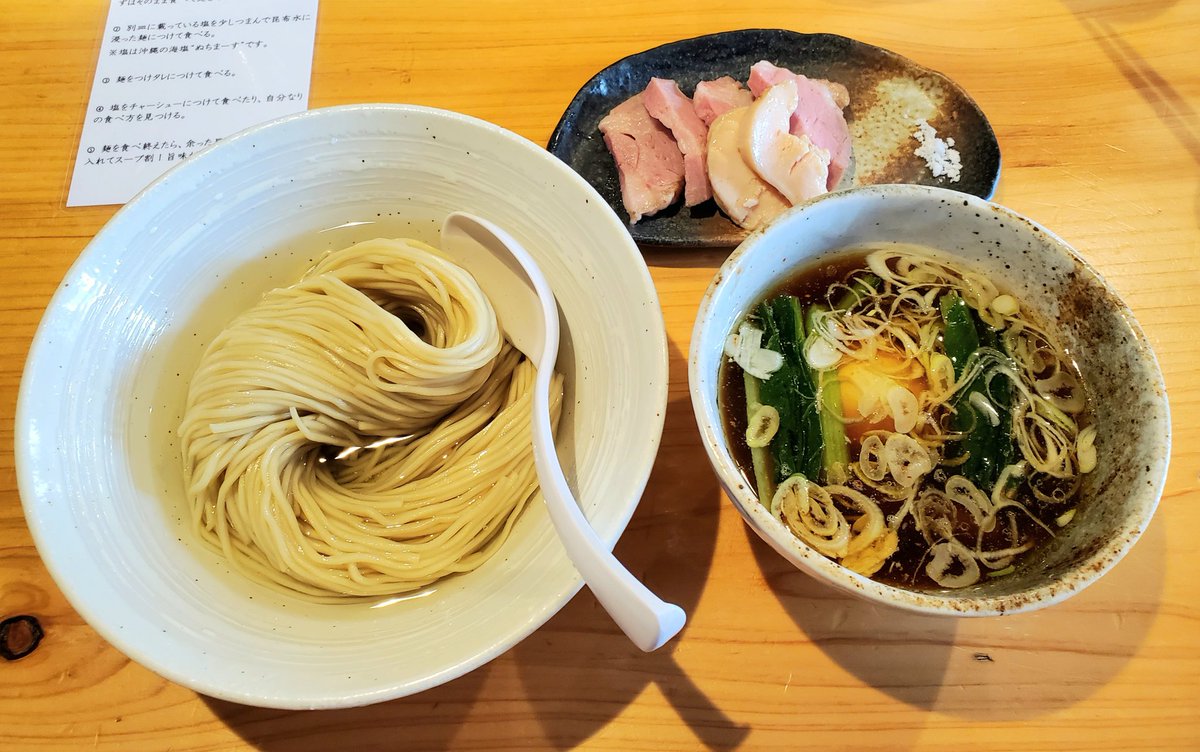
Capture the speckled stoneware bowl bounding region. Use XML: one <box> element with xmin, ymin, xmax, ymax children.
<box><xmin>688</xmin><ymin>184</ymin><xmax>1170</xmax><ymax>616</ymax></box>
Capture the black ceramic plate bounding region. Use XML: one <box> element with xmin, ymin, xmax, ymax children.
<box><xmin>548</xmin><ymin>29</ymin><xmax>1001</xmax><ymax>247</ymax></box>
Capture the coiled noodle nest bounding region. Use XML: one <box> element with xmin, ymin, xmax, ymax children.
<box><xmin>180</xmin><ymin>238</ymin><xmax>562</xmax><ymax>599</ymax></box>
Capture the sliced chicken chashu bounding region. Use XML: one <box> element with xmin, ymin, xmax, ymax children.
<box><xmin>706</xmin><ymin>106</ymin><xmax>790</xmax><ymax>231</ymax></box>
<box><xmin>741</xmin><ymin>80</ymin><xmax>831</xmax><ymax>207</ymax></box>
<box><xmin>747</xmin><ymin>61</ymin><xmax>852</xmax><ymax>190</ymax></box>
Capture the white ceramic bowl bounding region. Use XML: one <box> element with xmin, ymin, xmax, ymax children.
<box><xmin>16</xmin><ymin>105</ymin><xmax>667</xmax><ymax>708</ymax></box>
<box><xmin>689</xmin><ymin>184</ymin><xmax>1169</xmax><ymax>616</ymax></box>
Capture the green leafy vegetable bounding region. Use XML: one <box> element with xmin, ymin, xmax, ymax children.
<box><xmin>756</xmin><ymin>296</ymin><xmax>823</xmax><ymax>488</ymax></box>
<box><xmin>939</xmin><ymin>293</ymin><xmax>1010</xmax><ymax>490</ymax></box>
<box><xmin>940</xmin><ymin>293</ymin><xmax>980</xmax><ymax>379</ymax></box>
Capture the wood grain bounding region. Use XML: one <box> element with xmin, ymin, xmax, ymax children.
<box><xmin>2</xmin><ymin>1</ymin><xmax>1198</xmax><ymax>749</ymax></box>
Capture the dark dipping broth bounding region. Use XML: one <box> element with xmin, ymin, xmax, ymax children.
<box><xmin>719</xmin><ymin>245</ymin><xmax>1095</xmax><ymax>591</ymax></box>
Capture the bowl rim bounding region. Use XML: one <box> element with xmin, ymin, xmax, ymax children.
<box><xmin>15</xmin><ymin>103</ymin><xmax>670</xmax><ymax>707</ymax></box>
<box><xmin>688</xmin><ymin>183</ymin><xmax>1171</xmax><ymax>616</ymax></box>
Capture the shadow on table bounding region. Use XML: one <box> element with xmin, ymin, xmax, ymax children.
<box><xmin>205</xmin><ymin>340</ymin><xmax>745</xmax><ymax>750</ymax></box>
<box><xmin>508</xmin><ymin>343</ymin><xmax>749</xmax><ymax>751</ymax></box>
<box><xmin>1063</xmin><ymin>0</ymin><xmax>1182</xmax><ymax>24</ymax></box>
<box><xmin>1069</xmin><ymin>4</ymin><xmax>1200</xmax><ymax>233</ymax></box>
<box><xmin>203</xmin><ymin>665</ymin><xmax>490</xmax><ymax>751</ymax></box>
<box><xmin>1070</xmin><ymin>6</ymin><xmax>1198</xmax><ymax>170</ymax></box>
<box><xmin>747</xmin><ymin>510</ymin><xmax>1165</xmax><ymax>719</ymax></box>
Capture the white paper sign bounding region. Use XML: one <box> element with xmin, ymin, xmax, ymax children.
<box><xmin>67</xmin><ymin>0</ymin><xmax>319</xmax><ymax>207</ymax></box>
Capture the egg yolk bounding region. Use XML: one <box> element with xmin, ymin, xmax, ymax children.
<box><xmin>837</xmin><ymin>352</ymin><xmax>928</xmax><ymax>443</ymax></box>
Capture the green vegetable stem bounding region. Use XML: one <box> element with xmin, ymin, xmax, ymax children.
<box><xmin>742</xmin><ymin>371</ymin><xmax>776</xmax><ymax>504</ymax></box>
<box><xmin>805</xmin><ymin>303</ymin><xmax>849</xmax><ymax>482</ymax></box>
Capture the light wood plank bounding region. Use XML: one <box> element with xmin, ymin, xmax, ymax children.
<box><xmin>2</xmin><ymin>1</ymin><xmax>1197</xmax><ymax>749</ymax></box>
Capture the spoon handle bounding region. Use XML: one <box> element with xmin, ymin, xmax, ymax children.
<box><xmin>533</xmin><ymin>371</ymin><xmax>686</xmax><ymax>652</ymax></box>
<box><xmin>443</xmin><ymin>211</ymin><xmax>685</xmax><ymax>651</ymax></box>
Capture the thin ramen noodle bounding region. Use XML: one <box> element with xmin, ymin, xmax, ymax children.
<box><xmin>179</xmin><ymin>237</ymin><xmax>562</xmax><ymax>599</ymax></box>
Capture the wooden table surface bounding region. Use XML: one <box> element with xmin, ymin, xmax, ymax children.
<box><xmin>2</xmin><ymin>1</ymin><xmax>1198</xmax><ymax>749</ymax></box>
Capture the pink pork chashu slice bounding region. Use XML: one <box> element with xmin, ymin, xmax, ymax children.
<box><xmin>741</xmin><ymin>80</ymin><xmax>831</xmax><ymax>207</ymax></box>
<box><xmin>706</xmin><ymin>106</ymin><xmax>790</xmax><ymax>231</ymax></box>
<box><xmin>692</xmin><ymin>76</ymin><xmax>754</xmax><ymax>127</ymax></box>
<box><xmin>747</xmin><ymin>60</ymin><xmax>851</xmax><ymax>190</ymax></box>
<box><xmin>641</xmin><ymin>77</ymin><xmax>712</xmax><ymax>206</ymax></box>
<box><xmin>598</xmin><ymin>93</ymin><xmax>685</xmax><ymax>223</ymax></box>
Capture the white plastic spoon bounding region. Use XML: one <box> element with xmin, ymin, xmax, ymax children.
<box><xmin>441</xmin><ymin>211</ymin><xmax>686</xmax><ymax>652</ymax></box>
